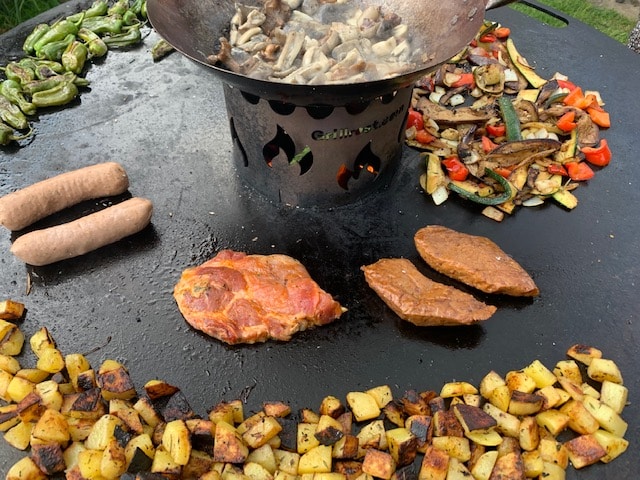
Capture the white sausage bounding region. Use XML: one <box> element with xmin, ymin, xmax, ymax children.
<box><xmin>10</xmin><ymin>197</ymin><xmax>153</xmax><ymax>266</ymax></box>
<box><xmin>0</xmin><ymin>162</ymin><xmax>129</xmax><ymax>231</ymax></box>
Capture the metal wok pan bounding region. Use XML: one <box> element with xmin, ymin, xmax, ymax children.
<box><xmin>146</xmin><ymin>0</ymin><xmax>514</xmax><ymax>105</ymax></box>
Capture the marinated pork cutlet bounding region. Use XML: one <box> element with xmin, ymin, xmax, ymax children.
<box><xmin>414</xmin><ymin>225</ymin><xmax>539</xmax><ymax>297</ymax></box>
<box><xmin>173</xmin><ymin>250</ymin><xmax>345</xmax><ymax>344</ymax></box>
<box><xmin>362</xmin><ymin>258</ymin><xmax>496</xmax><ymax>326</ymax></box>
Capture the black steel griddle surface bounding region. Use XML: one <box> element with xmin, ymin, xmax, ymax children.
<box><xmin>1</xmin><ymin>2</ymin><xmax>639</xmax><ymax>477</ymax></box>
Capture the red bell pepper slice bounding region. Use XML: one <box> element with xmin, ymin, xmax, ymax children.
<box><xmin>486</xmin><ymin>124</ymin><xmax>506</xmax><ymax>137</ymax></box>
<box><xmin>406</xmin><ymin>107</ymin><xmax>424</xmax><ymax>131</ymax></box>
<box><xmin>587</xmin><ymin>108</ymin><xmax>610</xmax><ymax>128</ymax></box>
<box><xmin>556</xmin><ymin>111</ymin><xmax>577</xmax><ymax>132</ymax></box>
<box><xmin>450</xmin><ymin>73</ymin><xmax>475</xmax><ymax>89</ymax></box>
<box><xmin>494</xmin><ymin>27</ymin><xmax>511</xmax><ymax>39</ymax></box>
<box><xmin>566</xmin><ymin>161</ymin><xmax>595</xmax><ymax>181</ymax></box>
<box><xmin>556</xmin><ymin>79</ymin><xmax>577</xmax><ymax>91</ymax></box>
<box><xmin>547</xmin><ymin>164</ymin><xmax>568</xmax><ymax>176</ymax></box>
<box><xmin>415</xmin><ymin>129</ymin><xmax>435</xmax><ymax>145</ymax></box>
<box><xmin>442</xmin><ymin>156</ymin><xmax>469</xmax><ymax>181</ymax></box>
<box><xmin>481</xmin><ymin>135</ymin><xmax>498</xmax><ymax>153</ymax></box>
<box><xmin>479</xmin><ymin>33</ymin><xmax>497</xmax><ymax>43</ymax></box>
<box><xmin>494</xmin><ymin>166</ymin><xmax>513</xmax><ymax>178</ymax></box>
<box><xmin>581</xmin><ymin>139</ymin><xmax>612</xmax><ymax>167</ymax></box>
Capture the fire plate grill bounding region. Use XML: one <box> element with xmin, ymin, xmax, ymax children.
<box><xmin>224</xmin><ymin>83</ymin><xmax>414</xmax><ymax>206</ymax></box>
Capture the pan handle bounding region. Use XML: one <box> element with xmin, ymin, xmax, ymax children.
<box><xmin>485</xmin><ymin>0</ymin><xmax>519</xmax><ymax>10</ymax></box>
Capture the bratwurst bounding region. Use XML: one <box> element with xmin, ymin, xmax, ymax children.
<box><xmin>414</xmin><ymin>225</ymin><xmax>539</xmax><ymax>297</ymax></box>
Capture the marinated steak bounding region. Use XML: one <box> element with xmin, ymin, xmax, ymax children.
<box><xmin>362</xmin><ymin>258</ymin><xmax>496</xmax><ymax>326</ymax></box>
<box><xmin>414</xmin><ymin>225</ymin><xmax>539</xmax><ymax>297</ymax></box>
<box><xmin>173</xmin><ymin>250</ymin><xmax>345</xmax><ymax>344</ymax></box>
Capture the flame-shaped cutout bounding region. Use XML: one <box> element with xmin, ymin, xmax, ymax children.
<box><xmin>263</xmin><ymin>125</ymin><xmax>296</xmax><ymax>167</ymax></box>
<box><xmin>229</xmin><ymin>117</ymin><xmax>248</xmax><ymax>167</ymax></box>
<box><xmin>335</xmin><ymin>143</ymin><xmax>381</xmax><ymax>190</ymax></box>
<box><xmin>290</xmin><ymin>146</ymin><xmax>314</xmax><ymax>175</ymax></box>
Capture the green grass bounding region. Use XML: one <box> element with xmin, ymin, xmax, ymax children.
<box><xmin>0</xmin><ymin>0</ymin><xmax>637</xmax><ymax>44</ymax></box>
<box><xmin>515</xmin><ymin>0</ymin><xmax>636</xmax><ymax>44</ymax></box>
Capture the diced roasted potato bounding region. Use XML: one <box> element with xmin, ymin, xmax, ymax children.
<box><xmin>101</xmin><ymin>437</ymin><xmax>127</xmax><ymax>478</ymax></box>
<box><xmin>77</xmin><ymin>448</ymin><xmax>104</xmax><ymax>479</ymax></box>
<box><xmin>592</xmin><ymin>429</ymin><xmax>629</xmax><ymax>463</ymax></box>
<box><xmin>507</xmin><ymin>390</ymin><xmax>543</xmax><ymax>416</ymax></box>
<box><xmin>564</xmin><ymin>433</ymin><xmax>606</xmax><ymax>469</ymax></box>
<box><xmin>315</xmin><ymin>414</ymin><xmax>345</xmax><ymax>446</ymax></box>
<box><xmin>539</xmin><ymin>437</ymin><xmax>569</xmax><ymax>469</ymax></box>
<box><xmin>432</xmin><ymin>410</ymin><xmax>463</xmax><ymax>438</ymax></box>
<box><xmin>245</xmin><ymin>443</ymin><xmax>277</xmax><ymax>474</ymax></box>
<box><xmin>182</xmin><ymin>449</ymin><xmax>216</xmax><ymax>479</ymax></box>
<box><xmin>452</xmin><ymin>404</ymin><xmax>496</xmax><ymax>434</ymax></box>
<box><xmin>581</xmin><ymin>395</ymin><xmax>628</xmax><ymax>437</ymax></box>
<box><xmin>383</xmin><ymin>402</ymin><xmax>406</xmax><ymax>428</ymax></box>
<box><xmin>319</xmin><ymin>395</ymin><xmax>346</xmax><ymax>419</ymax></box>
<box><xmin>518</xmin><ymin>416</ymin><xmax>540</xmax><ymax>452</ymax></box>
<box><xmin>144</xmin><ymin>379</ymin><xmax>180</xmax><ymax>401</ymax></box>
<box><xmin>297</xmin><ymin>422</ymin><xmax>320</xmax><ymax>454</ymax></box>
<box><xmin>357</xmin><ymin>419</ymin><xmax>387</xmax><ymax>451</ymax></box>
<box><xmin>418</xmin><ymin>444</ymin><xmax>449</xmax><ymax>480</ymax></box>
<box><xmin>535</xmin><ymin>385</ymin><xmax>563</xmax><ymax>411</ymax></box>
<box><xmin>6</xmin><ymin>375</ymin><xmax>35</xmax><ymax>403</ymax></box>
<box><xmin>566</xmin><ymin>344</ymin><xmax>602</xmax><ymax>366</ymax></box>
<box><xmin>298</xmin><ymin>444</ymin><xmax>333</xmax><ymax>474</ymax></box>
<box><xmin>213</xmin><ymin>420</ymin><xmax>249</xmax><ymax>463</ymax></box>
<box><xmin>361</xmin><ymin>448</ymin><xmax>395</xmax><ymax>480</ymax></box>
<box><xmin>0</xmin><ymin>322</ymin><xmax>25</xmax><ymax>356</ymax></box>
<box><xmin>346</xmin><ymin>392</ymin><xmax>381</xmax><ymax>422</ymax></box>
<box><xmin>124</xmin><ymin>433</ymin><xmax>156</xmax><ymax>466</ymax></box>
<box><xmin>162</xmin><ymin>419</ymin><xmax>192</xmax><ymax>466</ymax></box>
<box><xmin>65</xmin><ymin>353</ymin><xmax>92</xmax><ymax>391</ymax></box>
<box><xmin>553</xmin><ymin>360</ymin><xmax>583</xmax><ymax>385</ymax></box>
<box><xmin>487</xmin><ymin>385</ymin><xmax>511</xmax><ymax>413</ymax></box>
<box><xmin>62</xmin><ymin>387</ymin><xmax>107</xmax><ymax>421</ymax></box>
<box><xmin>263</xmin><ymin>401</ymin><xmax>291</xmax><ymax>418</ymax></box>
<box><xmin>241</xmin><ymin>414</ymin><xmax>282</xmax><ymax>449</ymax></box>
<box><xmin>400</xmin><ymin>390</ymin><xmax>431</xmax><ymax>417</ymax></box>
<box><xmin>521</xmin><ymin>449</ymin><xmax>544</xmax><ymax>478</ymax></box>
<box><xmin>385</xmin><ymin>427</ymin><xmax>418</xmax><ymax>466</ymax></box>
<box><xmin>4</xmin><ymin>419</ymin><xmax>33</xmax><ymax>450</ymax></box>
<box><xmin>332</xmin><ymin>433</ymin><xmax>359</xmax><ymax>459</ymax></box>
<box><xmin>244</xmin><ymin>461</ymin><xmax>274</xmax><ymax>480</ymax></box>
<box><xmin>439</xmin><ymin>382</ymin><xmax>477</xmax><ymax>398</ymax></box>
<box><xmin>431</xmin><ymin>436</ymin><xmax>471</xmax><ymax>462</ymax></box>
<box><xmin>536</xmin><ymin>409</ymin><xmax>570</xmax><ymax>436</ymax></box>
<box><xmin>587</xmin><ymin>358</ymin><xmax>623</xmax><ymax>384</ymax></box>
<box><xmin>36</xmin><ymin>347</ymin><xmax>65</xmax><ymax>374</ymax></box>
<box><xmin>32</xmin><ymin>408</ymin><xmax>70</xmax><ymax>445</ymax></box>
<box><xmin>134</xmin><ymin>396</ymin><xmax>163</xmax><ymax>428</ymax></box>
<box><xmin>209</xmin><ymin>400</ymin><xmax>238</xmax><ymax>425</ymax></box>
<box><xmin>490</xmin><ymin>451</ymin><xmax>525</xmax><ymax>479</ymax></box>
<box><xmin>599</xmin><ymin>380</ymin><xmax>628</xmax><ymax>414</ymax></box>
<box><xmin>151</xmin><ymin>445</ymin><xmax>182</xmax><ymax>477</ymax></box>
<box><xmin>366</xmin><ymin>385</ymin><xmax>393</xmax><ymax>409</ymax></box>
<box><xmin>97</xmin><ymin>361</ymin><xmax>137</xmax><ymax>401</ymax></box>
<box><xmin>29</xmin><ymin>327</ymin><xmax>56</xmax><ymax>358</ymax></box>
<box><xmin>523</xmin><ymin>359</ymin><xmax>558</xmax><ymax>389</ymax></box>
<box><xmin>84</xmin><ymin>414</ymin><xmax>124</xmax><ymax>450</ymax></box>
<box><xmin>505</xmin><ymin>370</ymin><xmax>537</xmax><ymax>394</ymax></box>
<box><xmin>559</xmin><ymin>400</ymin><xmax>599</xmax><ymax>435</ymax></box>
<box><xmin>469</xmin><ymin>450</ymin><xmax>498</xmax><ymax>480</ymax></box>
<box><xmin>5</xmin><ymin>456</ymin><xmax>48</xmax><ymax>480</ymax></box>
<box><xmin>445</xmin><ymin>457</ymin><xmax>472</xmax><ymax>480</ymax></box>
<box><xmin>479</xmin><ymin>371</ymin><xmax>506</xmax><ymax>400</ymax></box>
<box><xmin>482</xmin><ymin>402</ymin><xmax>520</xmax><ymax>438</ymax></box>
<box><xmin>0</xmin><ymin>300</ymin><xmax>25</xmax><ymax>320</ymax></box>
<box><xmin>0</xmin><ymin>404</ymin><xmax>20</xmax><ymax>432</ymax></box>
<box><xmin>464</xmin><ymin>429</ymin><xmax>503</xmax><ymax>448</ymax></box>
<box><xmin>0</xmin><ymin>353</ymin><xmax>20</xmax><ymax>374</ymax></box>
<box><xmin>405</xmin><ymin>415</ymin><xmax>432</xmax><ymax>453</ymax></box>
<box><xmin>273</xmin><ymin>448</ymin><xmax>300</xmax><ymax>475</ymax></box>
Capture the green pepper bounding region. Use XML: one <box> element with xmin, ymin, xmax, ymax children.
<box><xmin>22</xmin><ymin>72</ymin><xmax>87</xmax><ymax>95</ymax></box>
<box><xmin>23</xmin><ymin>23</ymin><xmax>50</xmax><ymax>55</ymax></box>
<box><xmin>3</xmin><ymin>62</ymin><xmax>36</xmax><ymax>85</ymax></box>
<box><xmin>67</xmin><ymin>0</ymin><xmax>108</xmax><ymax>22</ymax></box>
<box><xmin>36</xmin><ymin>33</ymin><xmax>76</xmax><ymax>61</ymax></box>
<box><xmin>33</xmin><ymin>16</ymin><xmax>83</xmax><ymax>56</ymax></box>
<box><xmin>77</xmin><ymin>27</ymin><xmax>109</xmax><ymax>57</ymax></box>
<box><xmin>32</xmin><ymin>59</ymin><xmax>66</xmax><ymax>74</ymax></box>
<box><xmin>108</xmin><ymin>0</ymin><xmax>130</xmax><ymax>16</ymax></box>
<box><xmin>140</xmin><ymin>0</ymin><xmax>147</xmax><ymax>19</ymax></box>
<box><xmin>62</xmin><ymin>41</ymin><xmax>89</xmax><ymax>74</ymax></box>
<box><xmin>0</xmin><ymin>95</ymin><xmax>29</xmax><ymax>130</ymax></box>
<box><xmin>151</xmin><ymin>38</ymin><xmax>174</xmax><ymax>62</ymax></box>
<box><xmin>497</xmin><ymin>96</ymin><xmax>522</xmax><ymax>142</ymax></box>
<box><xmin>81</xmin><ymin>15</ymin><xmax>124</xmax><ymax>35</ymax></box>
<box><xmin>0</xmin><ymin>80</ymin><xmax>36</xmax><ymax>116</ymax></box>
<box><xmin>31</xmin><ymin>81</ymin><xmax>79</xmax><ymax>108</ymax></box>
<box><xmin>103</xmin><ymin>25</ymin><xmax>142</xmax><ymax>48</ymax></box>
<box><xmin>448</xmin><ymin>168</ymin><xmax>513</xmax><ymax>206</ymax></box>
<box><xmin>129</xmin><ymin>0</ymin><xmax>145</xmax><ymax>15</ymax></box>
<box><xmin>0</xmin><ymin>121</ymin><xmax>33</xmax><ymax>146</ymax></box>
<box><xmin>122</xmin><ymin>10</ymin><xmax>140</xmax><ymax>26</ymax></box>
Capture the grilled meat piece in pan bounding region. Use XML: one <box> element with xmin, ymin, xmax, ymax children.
<box><xmin>414</xmin><ymin>225</ymin><xmax>539</xmax><ymax>297</ymax></box>
<box><xmin>173</xmin><ymin>250</ymin><xmax>345</xmax><ymax>344</ymax></box>
<box><xmin>362</xmin><ymin>258</ymin><xmax>496</xmax><ymax>326</ymax></box>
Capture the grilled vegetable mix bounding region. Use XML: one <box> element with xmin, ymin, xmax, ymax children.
<box><xmin>0</xmin><ymin>299</ymin><xmax>630</xmax><ymax>479</ymax></box>
<box><xmin>407</xmin><ymin>21</ymin><xmax>613</xmax><ymax>222</ymax></box>
<box><xmin>0</xmin><ymin>0</ymin><xmax>149</xmax><ymax>146</ymax></box>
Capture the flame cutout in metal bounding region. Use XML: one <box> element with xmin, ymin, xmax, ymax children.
<box><xmin>262</xmin><ymin>125</ymin><xmax>295</xmax><ymax>167</ymax></box>
<box><xmin>336</xmin><ymin>142</ymin><xmax>381</xmax><ymax>190</ymax></box>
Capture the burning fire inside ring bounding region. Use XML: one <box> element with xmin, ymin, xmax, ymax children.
<box><xmin>228</xmin><ymin>87</ymin><xmax>411</xmax><ymax>193</ymax></box>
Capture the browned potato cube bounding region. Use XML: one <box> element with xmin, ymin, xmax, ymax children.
<box><xmin>319</xmin><ymin>395</ymin><xmax>345</xmax><ymax>418</ymax></box>
<box><xmin>97</xmin><ymin>362</ymin><xmax>136</xmax><ymax>401</ymax></box>
<box><xmin>5</xmin><ymin>456</ymin><xmax>47</xmax><ymax>480</ymax></box>
<box><xmin>507</xmin><ymin>391</ymin><xmax>543</xmax><ymax>416</ymax></box>
<box><xmin>564</xmin><ymin>433</ymin><xmax>606</xmax><ymax>469</ymax></box>
<box><xmin>213</xmin><ymin>420</ymin><xmax>248</xmax><ymax>463</ymax></box>
<box><xmin>452</xmin><ymin>404</ymin><xmax>496</xmax><ymax>434</ymax></box>
<box><xmin>332</xmin><ymin>433</ymin><xmax>359</xmax><ymax>459</ymax></box>
<box><xmin>432</xmin><ymin>410</ymin><xmax>463</xmax><ymax>438</ymax></box>
<box><xmin>559</xmin><ymin>400</ymin><xmax>599</xmax><ymax>435</ymax></box>
<box><xmin>263</xmin><ymin>401</ymin><xmax>291</xmax><ymax>418</ymax></box>
<box><xmin>566</xmin><ymin>344</ymin><xmax>602</xmax><ymax>366</ymax></box>
<box><xmin>385</xmin><ymin>427</ymin><xmax>418</xmax><ymax>466</ymax></box>
<box><xmin>0</xmin><ymin>300</ymin><xmax>25</xmax><ymax>320</ymax></box>
<box><xmin>315</xmin><ymin>414</ymin><xmax>345</xmax><ymax>446</ymax></box>
<box><xmin>405</xmin><ymin>415</ymin><xmax>432</xmax><ymax>453</ymax></box>
<box><xmin>418</xmin><ymin>445</ymin><xmax>449</xmax><ymax>480</ymax></box>
<box><xmin>362</xmin><ymin>448</ymin><xmax>395</xmax><ymax>480</ymax></box>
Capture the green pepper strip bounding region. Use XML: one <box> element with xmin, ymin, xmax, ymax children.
<box><xmin>3</xmin><ymin>62</ymin><xmax>36</xmax><ymax>85</ymax></box>
<box><xmin>0</xmin><ymin>80</ymin><xmax>36</xmax><ymax>116</ymax></box>
<box><xmin>23</xmin><ymin>24</ymin><xmax>50</xmax><ymax>55</ymax></box>
<box><xmin>77</xmin><ymin>28</ymin><xmax>109</xmax><ymax>57</ymax></box>
<box><xmin>103</xmin><ymin>25</ymin><xmax>142</xmax><ymax>47</ymax></box>
<box><xmin>0</xmin><ymin>95</ymin><xmax>29</xmax><ymax>130</ymax></box>
<box><xmin>448</xmin><ymin>168</ymin><xmax>513</xmax><ymax>206</ymax></box>
<box><xmin>497</xmin><ymin>96</ymin><xmax>522</xmax><ymax>142</ymax></box>
<box><xmin>67</xmin><ymin>0</ymin><xmax>108</xmax><ymax>23</ymax></box>
<box><xmin>0</xmin><ymin>122</ymin><xmax>33</xmax><ymax>146</ymax></box>
<box><xmin>31</xmin><ymin>81</ymin><xmax>79</xmax><ymax>108</ymax></box>
<box><xmin>62</xmin><ymin>41</ymin><xmax>89</xmax><ymax>74</ymax></box>
<box><xmin>37</xmin><ymin>33</ymin><xmax>76</xmax><ymax>61</ymax></box>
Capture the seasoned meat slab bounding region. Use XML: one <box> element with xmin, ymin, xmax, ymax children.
<box><xmin>174</xmin><ymin>250</ymin><xmax>344</xmax><ymax>344</ymax></box>
<box><xmin>414</xmin><ymin>225</ymin><xmax>539</xmax><ymax>297</ymax></box>
<box><xmin>362</xmin><ymin>258</ymin><xmax>496</xmax><ymax>326</ymax></box>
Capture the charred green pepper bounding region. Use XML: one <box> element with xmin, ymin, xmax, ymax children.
<box><xmin>108</xmin><ymin>0</ymin><xmax>130</xmax><ymax>16</ymax></box>
<box><xmin>448</xmin><ymin>168</ymin><xmax>513</xmax><ymax>206</ymax></box>
<box><xmin>151</xmin><ymin>38</ymin><xmax>174</xmax><ymax>62</ymax></box>
<box><xmin>0</xmin><ymin>122</ymin><xmax>33</xmax><ymax>146</ymax></box>
<box><xmin>31</xmin><ymin>81</ymin><xmax>79</xmax><ymax>108</ymax></box>
<box><xmin>0</xmin><ymin>95</ymin><xmax>29</xmax><ymax>130</ymax></box>
<box><xmin>122</xmin><ymin>9</ymin><xmax>140</xmax><ymax>26</ymax></box>
<box><xmin>2</xmin><ymin>62</ymin><xmax>36</xmax><ymax>85</ymax></box>
<box><xmin>22</xmin><ymin>23</ymin><xmax>50</xmax><ymax>55</ymax></box>
<box><xmin>37</xmin><ymin>33</ymin><xmax>76</xmax><ymax>61</ymax></box>
<box><xmin>22</xmin><ymin>72</ymin><xmax>88</xmax><ymax>95</ymax></box>
<box><xmin>0</xmin><ymin>80</ymin><xmax>36</xmax><ymax>116</ymax></box>
<box><xmin>33</xmin><ymin>16</ymin><xmax>83</xmax><ymax>56</ymax></box>
<box><xmin>62</xmin><ymin>41</ymin><xmax>89</xmax><ymax>74</ymax></box>
<box><xmin>31</xmin><ymin>59</ymin><xmax>65</xmax><ymax>76</ymax></box>
<box><xmin>81</xmin><ymin>15</ymin><xmax>124</xmax><ymax>35</ymax></box>
<box><xmin>129</xmin><ymin>0</ymin><xmax>145</xmax><ymax>16</ymax></box>
<box><xmin>67</xmin><ymin>0</ymin><xmax>108</xmax><ymax>22</ymax></box>
<box><xmin>77</xmin><ymin>27</ymin><xmax>108</xmax><ymax>57</ymax></box>
<box><xmin>497</xmin><ymin>96</ymin><xmax>522</xmax><ymax>142</ymax></box>
<box><xmin>103</xmin><ymin>25</ymin><xmax>142</xmax><ymax>48</ymax></box>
